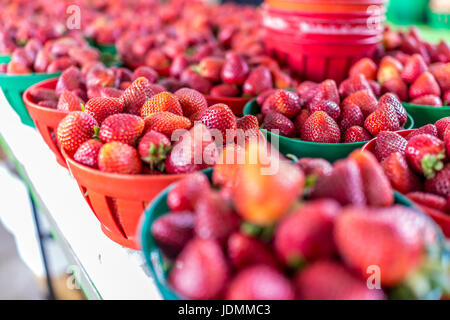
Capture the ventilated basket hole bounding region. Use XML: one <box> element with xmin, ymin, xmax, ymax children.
<box><xmin>106</xmin><ymin>197</ymin><xmax>127</xmax><ymax>238</ymax></box>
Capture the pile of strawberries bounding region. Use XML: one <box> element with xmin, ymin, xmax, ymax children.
<box><xmin>151</xmin><ymin>143</ymin><xmax>449</xmax><ymax>300</ymax></box>
<box><xmin>256</xmin><ymin>81</ymin><xmax>409</xmax><ymax>143</ymax></box>
<box><xmin>370</xmin><ymin>117</ymin><xmax>450</xmax><ymax>216</ymax></box>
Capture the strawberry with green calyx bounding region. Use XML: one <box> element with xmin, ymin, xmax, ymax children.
<box><xmin>381</xmin><ymin>152</ymin><xmax>423</xmax><ymax>194</ymax></box>
<box><xmin>98</xmin><ymin>141</ymin><xmax>142</xmax><ymax>174</ymax></box>
<box><xmin>57</xmin><ymin>111</ymin><xmax>99</xmax><ymax>152</ymax></box>
<box><xmin>425</xmin><ymin>164</ymin><xmax>450</xmax><ymax>198</ymax></box>
<box><xmin>138</xmin><ymin>130</ymin><xmax>172</xmax><ymax>172</ymax></box>
<box><xmin>405</xmin><ymin>134</ymin><xmax>445</xmax><ymax>179</ymax></box>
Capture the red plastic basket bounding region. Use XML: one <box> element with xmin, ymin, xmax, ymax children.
<box><xmin>362</xmin><ymin>129</ymin><xmax>450</xmax><ymax>237</ymax></box>
<box><xmin>266</xmin><ymin>0</ymin><xmax>386</xmax><ymax>13</ymax></box>
<box><xmin>63</xmin><ymin>150</ymin><xmax>191</xmax><ymax>249</ymax></box>
<box><xmin>206</xmin><ymin>96</ymin><xmax>251</xmax><ymax>116</ymax></box>
<box><xmin>23</xmin><ymin>78</ymin><xmax>69</xmax><ymax>168</ymax></box>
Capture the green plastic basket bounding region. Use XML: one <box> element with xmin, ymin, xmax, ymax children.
<box><xmin>0</xmin><ymin>72</ymin><xmax>60</xmax><ymax>127</ymax></box>
<box><xmin>243</xmin><ymin>99</ymin><xmax>414</xmax><ymax>162</ymax></box>
<box><xmin>428</xmin><ymin>8</ymin><xmax>450</xmax><ymax>29</ymax></box>
<box><xmin>387</xmin><ymin>0</ymin><xmax>429</xmax><ymax>24</ymax></box>
<box><xmin>141</xmin><ymin>168</ymin><xmax>440</xmax><ymax>300</ymax></box>
<box><xmin>0</xmin><ymin>55</ymin><xmax>11</xmax><ymax>64</ymax></box>
<box><xmin>403</xmin><ymin>102</ymin><xmax>450</xmax><ymax>128</ymax></box>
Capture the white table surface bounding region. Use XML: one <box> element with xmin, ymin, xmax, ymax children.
<box><xmin>0</xmin><ymin>90</ymin><xmax>162</xmax><ymax>300</ymax></box>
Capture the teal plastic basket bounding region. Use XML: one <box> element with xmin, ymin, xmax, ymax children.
<box><xmin>403</xmin><ymin>102</ymin><xmax>450</xmax><ymax>128</ymax></box>
<box><xmin>0</xmin><ymin>55</ymin><xmax>11</xmax><ymax>64</ymax></box>
<box><xmin>243</xmin><ymin>99</ymin><xmax>414</xmax><ymax>162</ymax></box>
<box><xmin>0</xmin><ymin>72</ymin><xmax>61</xmax><ymax>127</ymax></box>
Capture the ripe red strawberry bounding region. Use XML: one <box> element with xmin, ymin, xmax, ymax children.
<box><xmin>364</xmin><ymin>101</ymin><xmax>400</xmax><ymax>136</ymax></box>
<box><xmin>311</xmin><ymin>159</ymin><xmax>366</xmax><ymax>206</ymax></box>
<box><xmin>405</xmin><ymin>124</ymin><xmax>438</xmax><ymax>140</ymax></box>
<box><xmin>381</xmin><ymin>77</ymin><xmax>409</xmax><ymax>102</ymax></box>
<box><xmin>405</xmin><ymin>134</ymin><xmax>445</xmax><ymax>178</ymax></box>
<box><xmin>169</xmin><ymin>55</ymin><xmax>189</xmax><ymax>78</ymax></box>
<box><xmin>343</xmin><ymin>126</ymin><xmax>372</xmax><ymax>143</ymax></box>
<box><xmin>342</xmin><ymin>89</ymin><xmax>377</xmax><ymax>118</ymax></box>
<box><xmin>158</xmin><ymin>77</ymin><xmax>184</xmax><ymax>92</ymax></box>
<box><xmin>301</xmin><ymin>111</ymin><xmax>341</xmax><ymax>143</ymax></box>
<box><xmin>381</xmin><ymin>93</ymin><xmax>408</xmax><ymax>127</ymax></box>
<box><xmin>221</xmin><ymin>51</ymin><xmax>249</xmax><ymax>85</ymax></box>
<box><xmin>120</xmin><ymin>77</ymin><xmax>156</xmax><ymax>115</ymax></box>
<box><xmin>430</xmin><ymin>62</ymin><xmax>450</xmax><ymax>92</ymax></box>
<box><xmin>274</xmin><ymin>200</ymin><xmax>340</xmax><ymax>266</ymax></box>
<box><xmin>335</xmin><ymin>206</ymin><xmax>429</xmax><ymax>286</ymax></box>
<box><xmin>295</xmin><ymin>260</ymin><xmax>386</xmax><ymax>300</ymax></box>
<box><xmin>99</xmin><ymin>114</ymin><xmax>144</xmax><ymax>146</ymax></box>
<box><xmin>268</xmin><ymin>90</ymin><xmax>302</xmax><ymax>119</ymax></box>
<box><xmin>197</xmin><ymin>57</ymin><xmax>224</xmax><ymax>82</ymax></box>
<box><xmin>297</xmin><ymin>81</ymin><xmax>319</xmax><ymax>105</ymax></box>
<box><xmin>409</xmin><ymin>72</ymin><xmax>441</xmax><ymax>99</ymax></box>
<box><xmin>243</xmin><ymin>66</ymin><xmax>273</xmax><ymax>96</ymax></box>
<box><xmin>377</xmin><ymin>56</ymin><xmax>403</xmax><ymax>84</ymax></box>
<box><xmin>199</xmin><ymin>103</ymin><xmax>237</xmax><ymax>143</ymax></box>
<box><xmin>294</xmin><ymin>109</ymin><xmax>310</xmax><ymax>136</ymax></box>
<box><xmin>339</xmin><ymin>74</ymin><xmax>372</xmax><ymax>98</ymax></box>
<box><xmin>141</xmin><ymin>92</ymin><xmax>183</xmax><ymax>118</ymax></box>
<box><xmin>169</xmin><ymin>238</ymin><xmax>229</xmax><ymax>300</ymax></box>
<box><xmin>98</xmin><ymin>141</ymin><xmax>142</xmax><ymax>174</ymax></box>
<box><xmin>349</xmin><ymin>57</ymin><xmax>377</xmax><ymax>81</ymax></box>
<box><xmin>57</xmin><ymin>111</ymin><xmax>98</xmax><ymax>152</ymax></box>
<box><xmin>151</xmin><ymin>211</ymin><xmax>195</xmax><ymax>258</ymax></box>
<box><xmin>56</xmin><ymin>66</ymin><xmax>83</xmax><ymax>96</ymax></box>
<box><xmin>445</xmin><ymin>127</ymin><xmax>450</xmax><ymax>158</ymax></box>
<box><xmin>132</xmin><ymin>66</ymin><xmax>158</xmax><ymax>83</ymax></box>
<box><xmin>263</xmin><ymin>110</ymin><xmax>296</xmax><ymax>137</ymax></box>
<box><xmin>256</xmin><ymin>89</ymin><xmax>278</xmax><ymax>107</ymax></box>
<box><xmin>406</xmin><ymin>192</ymin><xmax>447</xmax><ymax>212</ymax></box>
<box><xmin>209</xmin><ymin>83</ymin><xmax>239</xmax><ymax>97</ymax></box>
<box><xmin>374</xmin><ymin>131</ymin><xmax>408</xmax><ymax>161</ymax></box>
<box><xmin>443</xmin><ymin>90</ymin><xmax>450</xmax><ymax>105</ymax></box>
<box><xmin>73</xmin><ymin>139</ymin><xmax>103</xmax><ymax>168</ymax></box>
<box><xmin>195</xmin><ymin>191</ymin><xmax>240</xmax><ymax>243</ymax></box>
<box><xmin>56</xmin><ymin>91</ymin><xmax>83</xmax><ymax>111</ymax></box>
<box><xmin>307</xmin><ymin>79</ymin><xmax>339</xmax><ymax>108</ymax></box>
<box><xmin>435</xmin><ymin>117</ymin><xmax>450</xmax><ymax>139</ymax></box>
<box><xmin>180</xmin><ymin>69</ymin><xmax>213</xmax><ymax>94</ymax></box>
<box><xmin>144</xmin><ymin>112</ymin><xmax>191</xmax><ymax>137</ymax></box>
<box><xmin>368</xmin><ymin>80</ymin><xmax>381</xmax><ymax>97</ymax></box>
<box><xmin>236</xmin><ymin>115</ymin><xmax>259</xmax><ymax>140</ymax></box>
<box><xmin>225</xmin><ymin>265</ymin><xmax>295</xmax><ymax>300</ymax></box>
<box><xmin>308</xmin><ymin>100</ymin><xmax>340</xmax><ymax>121</ymax></box>
<box><xmin>29</xmin><ymin>87</ymin><xmax>58</xmax><ymax>103</ymax></box>
<box><xmin>167</xmin><ymin>173</ymin><xmax>211</xmax><ymax>212</ymax></box>
<box><xmin>84</xmin><ymin>97</ymin><xmax>124</xmax><ymax>124</ymax></box>
<box><xmin>138</xmin><ymin>130</ymin><xmax>171</xmax><ymax>171</ymax></box>
<box><xmin>38</xmin><ymin>100</ymin><xmax>58</xmax><ymax>109</ymax></box>
<box><xmin>349</xmin><ymin>150</ymin><xmax>394</xmax><ymax>207</ymax></box>
<box><xmin>381</xmin><ymin>152</ymin><xmax>423</xmax><ymax>194</ymax></box>
<box><xmin>100</xmin><ymin>87</ymin><xmax>124</xmax><ymax>98</ymax></box>
<box><xmin>424</xmin><ymin>164</ymin><xmax>450</xmax><ymax>198</ymax></box>
<box><xmin>174</xmin><ymin>88</ymin><xmax>207</xmax><ymax>117</ymax></box>
<box><xmin>410</xmin><ymin>95</ymin><xmax>443</xmax><ymax>107</ymax></box>
<box><xmin>401</xmin><ymin>54</ymin><xmax>428</xmax><ymax>84</ymax></box>
<box><xmin>295</xmin><ymin>158</ymin><xmax>333</xmax><ymax>179</ymax></box>
<box><xmin>227</xmin><ymin>232</ymin><xmax>279</xmax><ymax>270</ymax></box>
<box><xmin>339</xmin><ymin>103</ymin><xmax>364</xmax><ymax>132</ymax></box>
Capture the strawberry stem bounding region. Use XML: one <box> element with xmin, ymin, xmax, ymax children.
<box><xmin>421</xmin><ymin>152</ymin><xmax>445</xmax><ymax>179</ymax></box>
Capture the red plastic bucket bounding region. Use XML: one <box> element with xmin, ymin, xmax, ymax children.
<box><xmin>23</xmin><ymin>78</ymin><xmax>69</xmax><ymax>168</ymax></box>
<box><xmin>63</xmin><ymin>149</ymin><xmax>191</xmax><ymax>249</ymax></box>
<box><xmin>205</xmin><ymin>96</ymin><xmax>251</xmax><ymax>116</ymax></box>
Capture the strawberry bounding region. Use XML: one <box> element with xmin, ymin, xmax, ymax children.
<box><xmin>410</xmin><ymin>95</ymin><xmax>443</xmax><ymax>107</ymax></box>
<box><xmin>377</xmin><ymin>56</ymin><xmax>403</xmax><ymax>84</ymax></box>
<box><xmin>381</xmin><ymin>152</ymin><xmax>423</xmax><ymax>194</ymax></box>
<box><xmin>364</xmin><ymin>100</ymin><xmax>400</xmax><ymax>136</ymax></box>
<box><xmin>38</xmin><ymin>100</ymin><xmax>58</xmax><ymax>109</ymax></box>
<box><xmin>424</xmin><ymin>164</ymin><xmax>450</xmax><ymax>198</ymax></box>
<box><xmin>383</xmin><ymin>30</ymin><xmax>402</xmax><ymax>51</ymax></box>
<box><xmin>180</xmin><ymin>69</ymin><xmax>212</xmax><ymax>94</ymax></box>
<box><xmin>57</xmin><ymin>111</ymin><xmax>98</xmax><ymax>152</ymax></box>
<box><xmin>406</xmin><ymin>124</ymin><xmax>438</xmax><ymax>140</ymax></box>
<box><xmin>73</xmin><ymin>139</ymin><xmax>103</xmax><ymax>168</ymax></box>
<box><xmin>263</xmin><ymin>110</ymin><xmax>296</xmax><ymax>137</ymax></box>
<box><xmin>342</xmin><ymin>89</ymin><xmax>378</xmax><ymax>118</ymax></box>
<box><xmin>339</xmin><ymin>74</ymin><xmax>372</xmax><ymax>98</ymax></box>
<box><xmin>307</xmin><ymin>79</ymin><xmax>339</xmax><ymax>108</ymax></box>
<box><xmin>167</xmin><ymin>173</ymin><xmax>211</xmax><ymax>212</ymax></box>
<box><xmin>84</xmin><ymin>97</ymin><xmax>124</xmax><ymax>124</ymax></box>
<box><xmin>99</xmin><ymin>114</ymin><xmax>144</xmax><ymax>146</ymax></box>
<box><xmin>374</xmin><ymin>131</ymin><xmax>408</xmax><ymax>161</ymax></box>
<box><xmin>209</xmin><ymin>83</ymin><xmax>239</xmax><ymax>97</ymax></box>
<box><xmin>174</xmin><ymin>88</ymin><xmax>207</xmax><ymax>117</ymax></box>
<box><xmin>236</xmin><ymin>115</ymin><xmax>259</xmax><ymax>140</ymax></box>
<box><xmin>380</xmin><ymin>93</ymin><xmax>408</xmax><ymax>127</ymax></box>
<box><xmin>221</xmin><ymin>51</ymin><xmax>249</xmax><ymax>85</ymax></box>
<box><xmin>343</xmin><ymin>126</ymin><xmax>372</xmax><ymax>143</ymax></box>
<box><xmin>430</xmin><ymin>62</ymin><xmax>450</xmax><ymax>92</ymax></box>
<box><xmin>368</xmin><ymin>80</ymin><xmax>381</xmax><ymax>97</ymax></box>
<box><xmin>339</xmin><ymin>103</ymin><xmax>364</xmax><ymax>132</ymax></box>
<box><xmin>225</xmin><ymin>265</ymin><xmax>295</xmax><ymax>300</ymax></box>
<box><xmin>275</xmin><ymin>200</ymin><xmax>340</xmax><ymax>266</ymax></box>
<box><xmin>141</xmin><ymin>92</ymin><xmax>183</xmax><ymax>118</ymax></box>
<box><xmin>227</xmin><ymin>232</ymin><xmax>279</xmax><ymax>270</ymax></box>
<box><xmin>406</xmin><ymin>192</ymin><xmax>448</xmax><ymax>212</ymax></box>
<box><xmin>197</xmin><ymin>57</ymin><xmax>224</xmax><ymax>82</ymax></box>
<box><xmin>334</xmin><ymin>206</ymin><xmax>430</xmax><ymax>287</ymax></box>
<box><xmin>47</xmin><ymin>57</ymin><xmax>75</xmax><ymax>73</ymax></box>
<box><xmin>151</xmin><ymin>211</ymin><xmax>195</xmax><ymax>258</ymax></box>
<box><xmin>159</xmin><ymin>77</ymin><xmax>184</xmax><ymax>93</ymax></box>
<box><xmin>349</xmin><ymin>150</ymin><xmax>394</xmax><ymax>207</ymax></box>
<box><xmin>256</xmin><ymin>88</ymin><xmax>278</xmax><ymax>107</ymax></box>
<box><xmin>301</xmin><ymin>111</ymin><xmax>341</xmax><ymax>143</ymax></box>
<box><xmin>132</xmin><ymin>66</ymin><xmax>158</xmax><ymax>83</ymax></box>
<box><xmin>443</xmin><ymin>90</ymin><xmax>450</xmax><ymax>105</ymax></box>
<box><xmin>268</xmin><ymin>90</ymin><xmax>302</xmax><ymax>119</ymax></box>
<box><xmin>297</xmin><ymin>81</ymin><xmax>318</xmax><ymax>106</ymax></box>
<box><xmin>311</xmin><ymin>159</ymin><xmax>366</xmax><ymax>206</ymax></box>
<box><xmin>55</xmin><ymin>91</ymin><xmax>83</xmax><ymax>112</ymax></box>
<box><xmin>199</xmin><ymin>103</ymin><xmax>237</xmax><ymax>143</ymax></box>
<box><xmin>445</xmin><ymin>127</ymin><xmax>450</xmax><ymax>158</ymax></box>
<box><xmin>29</xmin><ymin>87</ymin><xmax>58</xmax><ymax>103</ymax></box>
<box><xmin>308</xmin><ymin>100</ymin><xmax>340</xmax><ymax>121</ymax></box>
<box><xmin>295</xmin><ymin>260</ymin><xmax>386</xmax><ymax>300</ymax></box>
<box><xmin>401</xmin><ymin>54</ymin><xmax>428</xmax><ymax>84</ymax></box>
<box><xmin>212</xmin><ymin>143</ymin><xmax>246</xmax><ymax>188</ymax></box>
<box><xmin>243</xmin><ymin>65</ymin><xmax>273</xmax><ymax>96</ymax></box>
<box><xmin>435</xmin><ymin>117</ymin><xmax>450</xmax><ymax>139</ymax></box>
<box><xmin>409</xmin><ymin>72</ymin><xmax>441</xmax><ymax>99</ymax></box>
<box><xmin>98</xmin><ymin>141</ymin><xmax>142</xmax><ymax>174</ymax></box>
<box><xmin>138</xmin><ymin>130</ymin><xmax>171</xmax><ymax>171</ymax></box>
<box><xmin>405</xmin><ymin>134</ymin><xmax>445</xmax><ymax>178</ymax></box>
<box><xmin>169</xmin><ymin>55</ymin><xmax>189</xmax><ymax>78</ymax></box>
<box><xmin>120</xmin><ymin>77</ymin><xmax>156</xmax><ymax>115</ymax></box>
<box><xmin>100</xmin><ymin>87</ymin><xmax>124</xmax><ymax>99</ymax></box>
<box><xmin>349</xmin><ymin>57</ymin><xmax>377</xmax><ymax>81</ymax></box>
<box><xmin>195</xmin><ymin>191</ymin><xmax>240</xmax><ymax>243</ymax></box>
<box><xmin>293</xmin><ymin>109</ymin><xmax>310</xmax><ymax>136</ymax></box>
<box><xmin>272</xmin><ymin>69</ymin><xmax>293</xmax><ymax>89</ymax></box>
<box><xmin>169</xmin><ymin>238</ymin><xmax>229</xmax><ymax>300</ymax></box>
<box><xmin>295</xmin><ymin>158</ymin><xmax>332</xmax><ymax>179</ymax></box>
<box><xmin>144</xmin><ymin>112</ymin><xmax>191</xmax><ymax>138</ymax></box>
<box><xmin>381</xmin><ymin>77</ymin><xmax>409</xmax><ymax>102</ymax></box>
